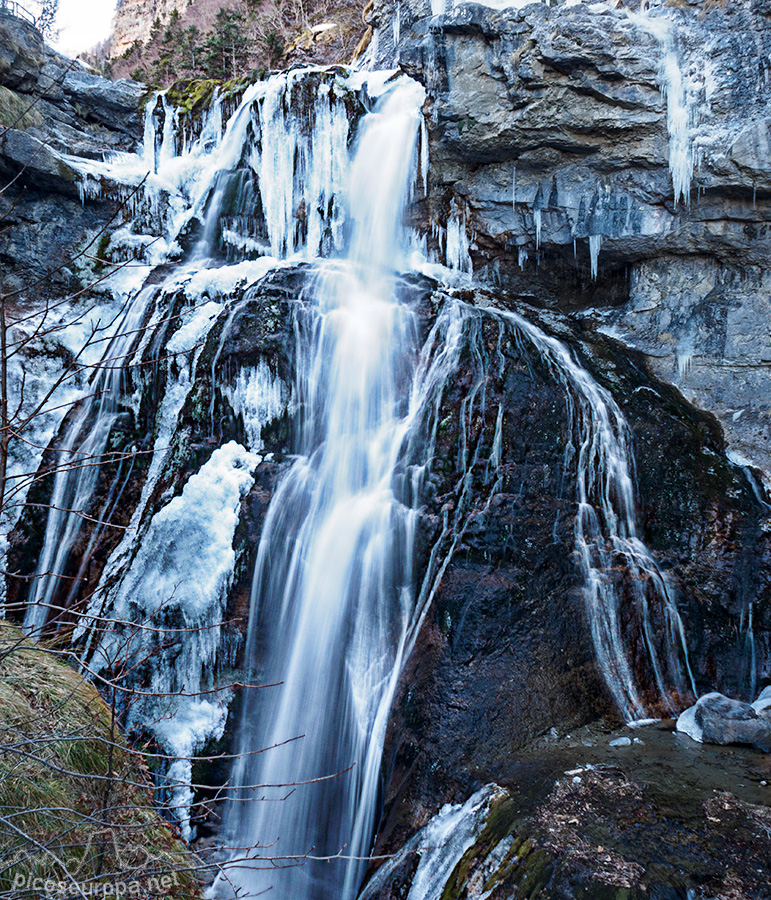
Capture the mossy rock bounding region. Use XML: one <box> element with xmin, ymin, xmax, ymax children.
<box><xmin>0</xmin><ymin>624</ymin><xmax>201</xmax><ymax>898</ymax></box>
<box><xmin>166</xmin><ymin>78</ymin><xmax>220</xmax><ymax>118</ymax></box>
<box><xmin>0</xmin><ymin>85</ymin><xmax>42</xmax><ymax>130</ymax></box>
<box><xmin>440</xmin><ymin>793</ymin><xmax>521</xmax><ymax>899</ymax></box>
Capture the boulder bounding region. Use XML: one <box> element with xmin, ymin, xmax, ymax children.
<box><xmin>0</xmin><ymin>127</ymin><xmax>78</xmax><ymax>197</ymax></box>
<box><xmin>678</xmin><ymin>692</ymin><xmax>771</xmax><ymax>746</ymax></box>
<box><xmin>753</xmin><ymin>686</ymin><xmax>771</xmax><ymax>719</ymax></box>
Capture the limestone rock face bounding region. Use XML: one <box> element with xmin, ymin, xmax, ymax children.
<box><xmin>370</xmin><ymin>0</ymin><xmax>771</xmax><ymax>479</ymax></box>
<box><xmin>601</xmin><ymin>256</ymin><xmax>771</xmax><ymax>474</ymax></box>
<box><xmin>110</xmin><ymin>0</ymin><xmax>188</xmax><ymax>58</ymax></box>
<box><xmin>0</xmin><ymin>15</ymin><xmax>144</xmax><ymax>157</ymax></box>
<box><xmin>0</xmin><ymin>14</ymin><xmax>144</xmax><ymax>288</ymax></box>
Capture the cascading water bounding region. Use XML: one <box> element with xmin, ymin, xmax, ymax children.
<box><xmin>20</xmin><ymin>66</ymin><xmax>413</xmax><ymax>855</ymax></box>
<box><xmin>24</xmin><ymin>63</ymin><xmax>379</xmax><ymax>637</ymax></box>
<box><xmin>23</xmin><ymin>287</ymin><xmax>156</xmax><ymax>635</ymax></box>
<box><xmin>492</xmin><ymin>309</ymin><xmax>696</xmax><ymax>721</ymax></box>
<box><xmin>400</xmin><ymin>296</ymin><xmax>695</xmax><ymax>724</ymax></box>
<box><xmin>212</xmin><ymin>77</ymin><xmax>427</xmax><ymax>900</ymax></box>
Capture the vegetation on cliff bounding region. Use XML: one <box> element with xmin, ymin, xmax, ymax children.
<box><xmin>108</xmin><ymin>0</ymin><xmax>368</xmax><ymax>89</ymax></box>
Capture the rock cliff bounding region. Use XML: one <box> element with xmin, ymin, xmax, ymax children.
<box><xmin>361</xmin><ymin>1</ymin><xmax>771</xmax><ymax>894</ymax></box>
<box><xmin>369</xmin><ymin>0</ymin><xmax>771</xmax><ymax>476</ymax></box>
<box><xmin>0</xmin><ymin>14</ymin><xmax>143</xmax><ymax>289</ymax></box>
<box><xmin>110</xmin><ymin>0</ymin><xmax>188</xmax><ymax>58</ymax></box>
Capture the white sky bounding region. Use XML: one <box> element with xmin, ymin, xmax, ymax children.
<box><xmin>47</xmin><ymin>0</ymin><xmax>119</xmax><ymax>57</ymax></box>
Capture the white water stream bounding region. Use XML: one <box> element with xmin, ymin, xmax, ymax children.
<box><xmin>212</xmin><ymin>76</ymin><xmax>428</xmax><ymax>900</ymax></box>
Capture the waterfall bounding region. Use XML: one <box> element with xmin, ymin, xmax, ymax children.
<box><xmin>23</xmin><ymin>66</ymin><xmax>370</xmax><ymax>642</ymax></box>
<box><xmin>25</xmin><ymin>66</ymin><xmax>429</xmax><ymax>855</ymax></box>
<box><xmin>212</xmin><ymin>77</ymin><xmax>427</xmax><ymax>900</ymax></box>
<box><xmin>404</xmin><ymin>296</ymin><xmax>695</xmax><ymax>723</ymax></box>
<box><xmin>21</xmin><ymin>41</ymin><xmax>701</xmax><ymax>899</ymax></box>
<box><xmin>67</xmin><ymin>69</ymin><xmax>359</xmax><ymax>265</ymax></box>
<box><xmin>491</xmin><ymin>309</ymin><xmax>696</xmax><ymax>721</ymax></box>
<box><xmin>23</xmin><ymin>287</ymin><xmax>156</xmax><ymax>635</ymax></box>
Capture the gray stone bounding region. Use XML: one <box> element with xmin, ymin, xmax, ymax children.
<box><xmin>0</xmin><ymin>128</ymin><xmax>78</xmax><ymax>196</ymax></box>
<box><xmin>754</xmin><ymin>687</ymin><xmax>771</xmax><ymax>720</ymax></box>
<box><xmin>693</xmin><ymin>692</ymin><xmax>771</xmax><ymax>746</ymax></box>
<box><xmin>0</xmin><ymin>14</ymin><xmax>145</xmax><ymax>280</ymax></box>
<box><xmin>728</xmin><ymin>118</ymin><xmax>771</xmax><ymax>184</ymax></box>
<box><xmin>600</xmin><ymin>256</ymin><xmax>771</xmax><ymax>475</ymax></box>
<box><xmin>0</xmin><ymin>15</ymin><xmax>144</xmax><ymax>165</ymax></box>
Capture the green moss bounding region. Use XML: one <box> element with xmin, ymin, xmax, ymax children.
<box><xmin>0</xmin><ymin>625</ymin><xmax>201</xmax><ymax>898</ymax></box>
<box><xmin>166</xmin><ymin>78</ymin><xmax>221</xmax><ymax>117</ymax></box>
<box><xmin>516</xmin><ymin>848</ymin><xmax>552</xmax><ymax>897</ymax></box>
<box><xmin>221</xmin><ymin>74</ymin><xmax>255</xmax><ymax>102</ymax></box>
<box><xmin>441</xmin><ymin>793</ymin><xmax>520</xmax><ymax>900</ymax></box>
<box><xmin>0</xmin><ymin>85</ymin><xmax>43</xmax><ymax>130</ymax></box>
<box><xmin>93</xmin><ymin>233</ymin><xmax>111</xmax><ymax>274</ymax></box>
<box><xmin>56</xmin><ymin>158</ymin><xmax>76</xmax><ymax>183</ymax></box>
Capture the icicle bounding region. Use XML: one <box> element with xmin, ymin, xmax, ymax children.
<box><xmin>142</xmin><ymin>93</ymin><xmax>158</xmax><ymax>172</ymax></box>
<box><xmin>224</xmin><ymin>361</ymin><xmax>289</xmax><ymax>451</ymax></box>
<box><xmin>534</xmin><ymin>207</ymin><xmax>542</xmax><ymax>249</ymax></box>
<box><xmin>89</xmin><ymin>442</ymin><xmax>260</xmax><ymax>842</ymax></box>
<box><xmin>446</xmin><ymin>202</ymin><xmax>473</xmax><ymax>274</ymax></box>
<box><xmin>627</xmin><ymin>9</ymin><xmax>694</xmax><ymax>207</ymax></box>
<box><xmin>256</xmin><ymin>74</ymin><xmax>351</xmax><ymax>258</ymax></box>
<box><xmin>589</xmin><ymin>234</ymin><xmax>602</xmax><ymax>280</ymax></box>
<box><xmin>662</xmin><ymin>53</ymin><xmax>693</xmax><ymax>206</ymax></box>
<box><xmin>23</xmin><ymin>286</ymin><xmax>159</xmax><ymax>637</ymax></box>
<box><xmin>677</xmin><ymin>351</ymin><xmax>693</xmax><ymax>378</ymax></box>
<box><xmin>421</xmin><ymin>116</ymin><xmax>430</xmax><ymax>197</ymax></box>
<box><xmin>518</xmin><ymin>247</ymin><xmax>528</xmax><ymax>270</ymax></box>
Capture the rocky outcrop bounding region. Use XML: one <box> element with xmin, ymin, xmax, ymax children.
<box><xmin>368</xmin><ymin>282</ymin><xmax>771</xmax><ymax>892</ymax></box>
<box><xmin>0</xmin><ymin>15</ymin><xmax>143</xmax><ymax>156</ymax></box>
<box><xmin>370</xmin><ymin>0</ymin><xmax>771</xmax><ymax>478</ymax></box>
<box><xmin>602</xmin><ymin>256</ymin><xmax>771</xmax><ymax>474</ymax></box>
<box><xmin>110</xmin><ymin>0</ymin><xmax>189</xmax><ymax>58</ymax></box>
<box><xmin>0</xmin><ymin>14</ymin><xmax>144</xmax><ymax>289</ymax></box>
<box><xmin>361</xmin><ymin>738</ymin><xmax>771</xmax><ymax>900</ymax></box>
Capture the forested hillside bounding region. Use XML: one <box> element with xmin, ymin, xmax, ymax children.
<box><xmin>106</xmin><ymin>0</ymin><xmax>368</xmax><ymax>86</ymax></box>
